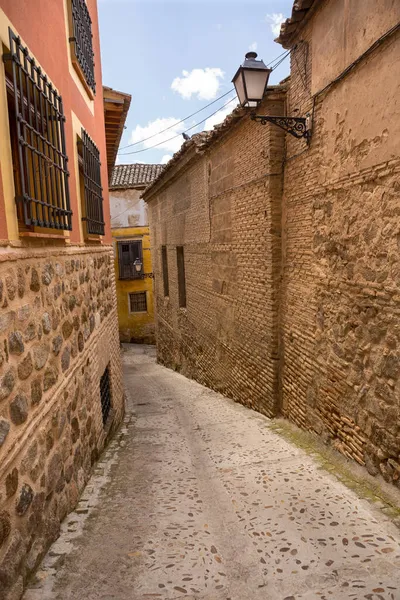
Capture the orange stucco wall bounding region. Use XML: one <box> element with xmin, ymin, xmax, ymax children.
<box><xmin>0</xmin><ymin>0</ymin><xmax>111</xmax><ymax>244</ymax></box>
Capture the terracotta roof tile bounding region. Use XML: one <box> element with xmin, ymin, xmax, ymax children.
<box><xmin>143</xmin><ymin>85</ymin><xmax>286</xmax><ymax>199</ymax></box>
<box><xmin>110</xmin><ymin>163</ymin><xmax>164</xmax><ymax>189</ymax></box>
<box><xmin>276</xmin><ymin>0</ymin><xmax>319</xmax><ymax>48</ymax></box>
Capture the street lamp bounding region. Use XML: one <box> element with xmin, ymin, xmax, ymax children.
<box><xmin>232</xmin><ymin>52</ymin><xmax>312</xmax><ymax>141</ymax></box>
<box><xmin>231</xmin><ymin>52</ymin><xmax>271</xmax><ymax>108</ymax></box>
<box><xmin>133</xmin><ymin>258</ymin><xmax>142</xmax><ymax>274</ymax></box>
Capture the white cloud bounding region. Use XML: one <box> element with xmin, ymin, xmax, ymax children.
<box><xmin>249</xmin><ymin>42</ymin><xmax>258</xmax><ymax>51</ymax></box>
<box><xmin>203</xmin><ymin>98</ymin><xmax>238</xmax><ymax>132</ymax></box>
<box><xmin>161</xmin><ymin>154</ymin><xmax>172</xmax><ymax>164</ymax></box>
<box><xmin>129</xmin><ymin>117</ymin><xmax>185</xmax><ymax>154</ymax></box>
<box><xmin>171</xmin><ymin>68</ymin><xmax>224</xmax><ymax>100</ymax></box>
<box><xmin>266</xmin><ymin>13</ymin><xmax>284</xmax><ymax>37</ymax></box>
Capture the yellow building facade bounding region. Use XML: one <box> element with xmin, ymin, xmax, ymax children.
<box><xmin>110</xmin><ymin>164</ymin><xmax>164</xmax><ymax>343</ymax></box>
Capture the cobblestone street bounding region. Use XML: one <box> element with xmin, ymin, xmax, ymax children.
<box><xmin>24</xmin><ymin>345</ymin><xmax>400</xmax><ymax>600</ymax></box>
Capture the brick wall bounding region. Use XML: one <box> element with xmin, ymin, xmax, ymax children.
<box><xmin>147</xmin><ymin>93</ymin><xmax>285</xmax><ymax>417</ymax></box>
<box><xmin>145</xmin><ymin>0</ymin><xmax>400</xmax><ymax>489</ymax></box>
<box><xmin>0</xmin><ymin>245</ymin><xmax>124</xmax><ymax>599</ymax></box>
<box><xmin>280</xmin><ymin>0</ymin><xmax>400</xmax><ymax>480</ymax></box>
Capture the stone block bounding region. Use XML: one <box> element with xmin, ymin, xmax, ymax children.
<box><xmin>8</xmin><ymin>331</ymin><xmax>24</xmax><ymax>355</ymax></box>
<box><xmin>5</xmin><ymin>468</ymin><xmax>19</xmax><ymax>498</ymax></box>
<box><xmin>18</xmin><ymin>352</ymin><xmax>33</xmax><ymax>381</ymax></box>
<box><xmin>15</xmin><ymin>483</ymin><xmax>34</xmax><ymax>515</ymax></box>
<box><xmin>10</xmin><ymin>393</ymin><xmax>29</xmax><ymax>425</ymax></box>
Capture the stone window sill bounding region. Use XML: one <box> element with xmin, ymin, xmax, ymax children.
<box><xmin>19</xmin><ymin>232</ymin><xmax>69</xmax><ymax>240</ymax></box>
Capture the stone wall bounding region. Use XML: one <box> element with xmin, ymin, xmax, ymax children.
<box><xmin>148</xmin><ymin>93</ymin><xmax>285</xmax><ymax>417</ymax></box>
<box><xmin>0</xmin><ymin>244</ymin><xmax>124</xmax><ymax>600</ymax></box>
<box><xmin>280</xmin><ymin>0</ymin><xmax>400</xmax><ymax>482</ymax></box>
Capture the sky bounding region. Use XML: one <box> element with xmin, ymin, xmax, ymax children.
<box><xmin>98</xmin><ymin>0</ymin><xmax>294</xmax><ymax>165</ymax></box>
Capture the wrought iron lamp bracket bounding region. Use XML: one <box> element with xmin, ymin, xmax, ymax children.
<box><xmin>251</xmin><ymin>112</ymin><xmax>312</xmax><ymax>142</ymax></box>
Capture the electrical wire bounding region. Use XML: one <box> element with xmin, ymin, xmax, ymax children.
<box><xmin>117</xmin><ymin>49</ymin><xmax>292</xmax><ymax>156</ymax></box>
<box><xmin>118</xmin><ymin>95</ymin><xmax>238</xmax><ymax>156</ymax></box>
<box><xmin>119</xmin><ymin>88</ymin><xmax>236</xmax><ymax>150</ymax></box>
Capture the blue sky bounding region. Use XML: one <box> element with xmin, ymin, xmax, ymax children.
<box><xmin>98</xmin><ymin>0</ymin><xmax>294</xmax><ymax>165</ymax></box>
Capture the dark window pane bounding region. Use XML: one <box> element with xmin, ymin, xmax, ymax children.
<box><xmin>117</xmin><ymin>240</ymin><xmax>143</xmax><ymax>279</ymax></box>
<box><xmin>99</xmin><ymin>364</ymin><xmax>112</xmax><ymax>425</ymax></box>
<box><xmin>162</xmin><ymin>246</ymin><xmax>169</xmax><ymax>297</ymax></box>
<box><xmin>81</xmin><ymin>129</ymin><xmax>104</xmax><ymax>235</ymax></box>
<box><xmin>177</xmin><ymin>246</ymin><xmax>186</xmax><ymax>308</ymax></box>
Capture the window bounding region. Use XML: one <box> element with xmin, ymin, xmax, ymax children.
<box><xmin>99</xmin><ymin>364</ymin><xmax>112</xmax><ymax>425</ymax></box>
<box><xmin>176</xmin><ymin>246</ymin><xmax>187</xmax><ymax>308</ymax></box>
<box><xmin>3</xmin><ymin>29</ymin><xmax>72</xmax><ymax>231</ymax></box>
<box><xmin>161</xmin><ymin>246</ymin><xmax>169</xmax><ymax>297</ymax></box>
<box><xmin>118</xmin><ymin>240</ymin><xmax>143</xmax><ymax>280</ymax></box>
<box><xmin>69</xmin><ymin>0</ymin><xmax>96</xmax><ymax>94</ymax></box>
<box><xmin>129</xmin><ymin>292</ymin><xmax>147</xmax><ymax>313</ymax></box>
<box><xmin>80</xmin><ymin>129</ymin><xmax>105</xmax><ymax>235</ymax></box>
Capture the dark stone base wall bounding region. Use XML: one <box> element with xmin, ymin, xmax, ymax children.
<box><xmin>0</xmin><ymin>245</ymin><xmax>124</xmax><ymax>600</ymax></box>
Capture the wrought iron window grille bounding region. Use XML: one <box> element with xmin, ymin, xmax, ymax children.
<box><xmin>70</xmin><ymin>0</ymin><xmax>96</xmax><ymax>93</ymax></box>
<box><xmin>80</xmin><ymin>129</ymin><xmax>105</xmax><ymax>235</ymax></box>
<box><xmin>118</xmin><ymin>241</ymin><xmax>144</xmax><ymax>280</ymax></box>
<box><xmin>3</xmin><ymin>28</ymin><xmax>72</xmax><ymax>231</ymax></box>
<box><xmin>129</xmin><ymin>291</ymin><xmax>147</xmax><ymax>313</ymax></box>
<box><xmin>99</xmin><ymin>364</ymin><xmax>112</xmax><ymax>425</ymax></box>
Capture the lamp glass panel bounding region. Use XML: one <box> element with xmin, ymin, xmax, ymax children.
<box><xmin>233</xmin><ymin>70</ymin><xmax>246</xmax><ymax>106</ymax></box>
<box><xmin>242</xmin><ymin>69</ymin><xmax>270</xmax><ymax>101</ymax></box>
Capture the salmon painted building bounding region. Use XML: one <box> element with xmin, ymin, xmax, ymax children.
<box><xmin>0</xmin><ymin>2</ymin><xmax>127</xmax><ymax>597</ymax></box>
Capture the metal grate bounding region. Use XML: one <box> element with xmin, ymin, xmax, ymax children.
<box><xmin>129</xmin><ymin>292</ymin><xmax>147</xmax><ymax>313</ymax></box>
<box><xmin>81</xmin><ymin>129</ymin><xmax>105</xmax><ymax>235</ymax></box>
<box><xmin>70</xmin><ymin>0</ymin><xmax>96</xmax><ymax>93</ymax></box>
<box><xmin>118</xmin><ymin>240</ymin><xmax>143</xmax><ymax>279</ymax></box>
<box><xmin>3</xmin><ymin>28</ymin><xmax>72</xmax><ymax>230</ymax></box>
<box><xmin>99</xmin><ymin>364</ymin><xmax>112</xmax><ymax>425</ymax></box>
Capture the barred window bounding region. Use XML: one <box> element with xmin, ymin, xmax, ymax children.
<box><xmin>69</xmin><ymin>0</ymin><xmax>96</xmax><ymax>94</ymax></box>
<box><xmin>118</xmin><ymin>240</ymin><xmax>143</xmax><ymax>280</ymax></box>
<box><xmin>177</xmin><ymin>246</ymin><xmax>187</xmax><ymax>308</ymax></box>
<box><xmin>80</xmin><ymin>129</ymin><xmax>105</xmax><ymax>235</ymax></box>
<box><xmin>99</xmin><ymin>364</ymin><xmax>112</xmax><ymax>425</ymax></box>
<box><xmin>161</xmin><ymin>246</ymin><xmax>169</xmax><ymax>297</ymax></box>
<box><xmin>3</xmin><ymin>28</ymin><xmax>72</xmax><ymax>231</ymax></box>
<box><xmin>129</xmin><ymin>292</ymin><xmax>147</xmax><ymax>313</ymax></box>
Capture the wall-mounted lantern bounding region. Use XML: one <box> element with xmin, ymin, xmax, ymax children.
<box><xmin>134</xmin><ymin>258</ymin><xmax>143</xmax><ymax>273</ymax></box>
<box><xmin>232</xmin><ymin>52</ymin><xmax>312</xmax><ymax>142</ymax></box>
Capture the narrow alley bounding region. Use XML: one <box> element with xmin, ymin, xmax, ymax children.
<box><xmin>24</xmin><ymin>346</ymin><xmax>400</xmax><ymax>600</ymax></box>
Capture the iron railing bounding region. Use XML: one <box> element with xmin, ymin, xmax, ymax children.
<box><xmin>4</xmin><ymin>28</ymin><xmax>72</xmax><ymax>231</ymax></box>
<box><xmin>81</xmin><ymin>129</ymin><xmax>105</xmax><ymax>235</ymax></box>
<box><xmin>100</xmin><ymin>364</ymin><xmax>112</xmax><ymax>425</ymax></box>
<box><xmin>70</xmin><ymin>0</ymin><xmax>96</xmax><ymax>93</ymax></box>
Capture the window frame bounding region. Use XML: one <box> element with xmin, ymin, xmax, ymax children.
<box><xmin>117</xmin><ymin>240</ymin><xmax>143</xmax><ymax>280</ymax></box>
<box><xmin>3</xmin><ymin>28</ymin><xmax>73</xmax><ymax>232</ymax></box>
<box><xmin>176</xmin><ymin>246</ymin><xmax>187</xmax><ymax>309</ymax></box>
<box><xmin>80</xmin><ymin>128</ymin><xmax>105</xmax><ymax>236</ymax></box>
<box><xmin>161</xmin><ymin>245</ymin><xmax>169</xmax><ymax>297</ymax></box>
<box><xmin>129</xmin><ymin>291</ymin><xmax>148</xmax><ymax>314</ymax></box>
<box><xmin>68</xmin><ymin>0</ymin><xmax>96</xmax><ymax>95</ymax></box>
<box><xmin>99</xmin><ymin>364</ymin><xmax>112</xmax><ymax>426</ymax></box>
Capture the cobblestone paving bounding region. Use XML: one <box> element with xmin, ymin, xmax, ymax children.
<box><xmin>24</xmin><ymin>345</ymin><xmax>400</xmax><ymax>600</ymax></box>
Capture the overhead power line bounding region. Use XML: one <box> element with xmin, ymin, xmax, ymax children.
<box><xmin>120</xmin><ymin>89</ymin><xmax>235</xmax><ymax>150</ymax></box>
<box><xmin>118</xmin><ymin>49</ymin><xmax>291</xmax><ymax>156</ymax></box>
<box><xmin>118</xmin><ymin>96</ymin><xmax>238</xmax><ymax>156</ymax></box>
